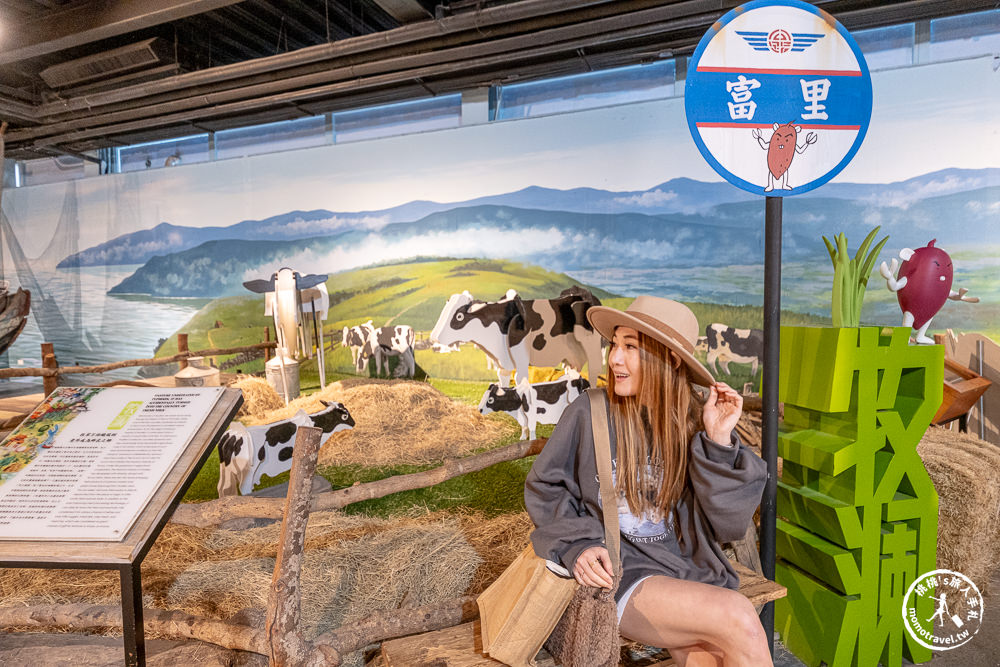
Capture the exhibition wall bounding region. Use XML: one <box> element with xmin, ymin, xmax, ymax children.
<box><xmin>1</xmin><ymin>49</ymin><xmax>997</xmax><ymax>387</ymax></box>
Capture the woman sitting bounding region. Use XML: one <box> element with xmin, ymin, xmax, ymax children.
<box><xmin>525</xmin><ymin>296</ymin><xmax>771</xmax><ymax>666</ymax></box>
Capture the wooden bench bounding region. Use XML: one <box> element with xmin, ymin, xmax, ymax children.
<box><xmin>379</xmin><ymin>526</ymin><xmax>786</xmax><ymax>666</ymax></box>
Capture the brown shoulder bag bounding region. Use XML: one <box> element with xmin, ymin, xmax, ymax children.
<box><xmin>477</xmin><ymin>388</ymin><xmax>621</xmax><ymax>666</ymax></box>
<box><xmin>544</xmin><ymin>388</ymin><xmax>622</xmax><ymax>667</ymax></box>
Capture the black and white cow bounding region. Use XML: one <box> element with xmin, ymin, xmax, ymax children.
<box><xmin>704</xmin><ymin>323</ymin><xmax>763</xmax><ymax>378</ymax></box>
<box><xmin>431</xmin><ymin>286</ymin><xmax>602</xmax><ymax>385</ymax></box>
<box><xmin>478</xmin><ymin>370</ymin><xmax>590</xmax><ymax>440</ymax></box>
<box><xmin>359</xmin><ymin>324</ymin><xmax>416</xmax><ymax>377</ymax></box>
<box><xmin>217</xmin><ymin>401</ymin><xmax>355</xmax><ymax>497</ymax></box>
<box><xmin>342</xmin><ymin>320</ymin><xmax>375</xmax><ymax>372</ymax></box>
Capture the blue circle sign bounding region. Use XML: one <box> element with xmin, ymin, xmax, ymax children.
<box><xmin>685</xmin><ymin>0</ymin><xmax>872</xmax><ymax>196</ymax></box>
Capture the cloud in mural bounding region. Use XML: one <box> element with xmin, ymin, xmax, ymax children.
<box><xmin>864</xmin><ymin>173</ymin><xmax>992</xmax><ymax>209</ymax></box>
<box><xmin>257</xmin><ymin>214</ymin><xmax>389</xmax><ymax>236</ymax></box>
<box><xmin>612</xmin><ymin>189</ymin><xmax>678</xmax><ymax>208</ymax></box>
<box><xmin>240</xmin><ymin>227</ymin><xmax>567</xmax><ymax>281</ymax></box>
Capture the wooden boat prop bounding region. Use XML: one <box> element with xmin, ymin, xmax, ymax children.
<box><xmin>0</xmin><ymin>284</ymin><xmax>31</xmax><ymax>356</ymax></box>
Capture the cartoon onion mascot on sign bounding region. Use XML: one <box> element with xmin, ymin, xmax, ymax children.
<box><xmin>879</xmin><ymin>239</ymin><xmax>979</xmax><ymax>344</ymax></box>
<box><xmin>752</xmin><ymin>122</ymin><xmax>817</xmax><ymax>192</ymax></box>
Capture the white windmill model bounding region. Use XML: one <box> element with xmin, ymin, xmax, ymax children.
<box><xmin>243</xmin><ymin>268</ymin><xmax>329</xmax><ymax>404</ymax></box>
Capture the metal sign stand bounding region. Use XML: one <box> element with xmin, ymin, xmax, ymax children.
<box><xmin>760</xmin><ymin>196</ymin><xmax>782</xmax><ymax>652</ymax></box>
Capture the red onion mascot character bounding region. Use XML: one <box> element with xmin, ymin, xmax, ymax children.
<box><xmin>879</xmin><ymin>240</ymin><xmax>978</xmax><ymax>344</ymax></box>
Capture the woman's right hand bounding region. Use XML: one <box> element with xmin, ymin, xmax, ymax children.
<box><xmin>573</xmin><ymin>546</ymin><xmax>614</xmax><ymax>589</ymax></box>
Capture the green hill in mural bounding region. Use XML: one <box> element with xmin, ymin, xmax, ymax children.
<box><xmin>153</xmin><ymin>258</ymin><xmax>623</xmax><ymax>377</ymax></box>
<box><xmin>154</xmin><ymin>257</ymin><xmax>830</xmax><ymax>385</ymax></box>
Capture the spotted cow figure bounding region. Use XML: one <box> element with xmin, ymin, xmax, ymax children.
<box><xmin>217</xmin><ymin>401</ymin><xmax>355</xmax><ymax>497</ymax></box>
<box><xmin>342</xmin><ymin>320</ymin><xmax>375</xmax><ymax>372</ymax></box>
<box><xmin>478</xmin><ymin>370</ymin><xmax>590</xmax><ymax>440</ymax></box>
<box><xmin>360</xmin><ymin>324</ymin><xmax>416</xmax><ymax>377</ymax></box>
<box><xmin>704</xmin><ymin>323</ymin><xmax>763</xmax><ymax>378</ymax></box>
<box><xmin>431</xmin><ymin>286</ymin><xmax>602</xmax><ymax>386</ymax></box>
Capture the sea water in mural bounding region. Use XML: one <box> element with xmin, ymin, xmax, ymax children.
<box><xmin>0</xmin><ymin>56</ymin><xmax>997</xmax><ymax>389</ymax></box>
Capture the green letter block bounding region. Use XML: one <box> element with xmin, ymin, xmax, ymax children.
<box><xmin>775</xmin><ymin>327</ymin><xmax>941</xmax><ymax>667</ymax></box>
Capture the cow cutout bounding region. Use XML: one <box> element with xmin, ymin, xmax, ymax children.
<box><xmin>217</xmin><ymin>401</ymin><xmax>354</xmax><ymax>497</ymax></box>
<box><xmin>478</xmin><ymin>370</ymin><xmax>590</xmax><ymax>440</ymax></box>
<box><xmin>704</xmin><ymin>323</ymin><xmax>763</xmax><ymax>378</ymax></box>
<box><xmin>244</xmin><ymin>267</ymin><xmax>331</xmax><ymax>391</ymax></box>
<box><xmin>430</xmin><ymin>286</ymin><xmax>602</xmax><ymax>386</ymax></box>
<box><xmin>342</xmin><ymin>320</ymin><xmax>375</xmax><ymax>372</ymax></box>
<box><xmin>360</xmin><ymin>324</ymin><xmax>416</xmax><ymax>377</ymax></box>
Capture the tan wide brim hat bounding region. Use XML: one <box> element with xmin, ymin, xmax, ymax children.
<box><xmin>587</xmin><ymin>295</ymin><xmax>715</xmax><ymax>387</ymax></box>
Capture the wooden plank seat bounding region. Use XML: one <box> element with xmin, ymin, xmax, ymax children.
<box><xmin>380</xmin><ymin>551</ymin><xmax>786</xmax><ymax>666</ymax></box>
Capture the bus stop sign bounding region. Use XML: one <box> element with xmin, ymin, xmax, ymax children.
<box><xmin>685</xmin><ymin>0</ymin><xmax>872</xmax><ymax>196</ymax></box>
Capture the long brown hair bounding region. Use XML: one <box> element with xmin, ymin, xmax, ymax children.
<box><xmin>607</xmin><ymin>329</ymin><xmax>700</xmax><ymax>520</ymax></box>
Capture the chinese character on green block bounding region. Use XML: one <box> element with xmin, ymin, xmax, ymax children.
<box><xmin>776</xmin><ymin>326</ymin><xmax>941</xmax><ymax>667</ymax></box>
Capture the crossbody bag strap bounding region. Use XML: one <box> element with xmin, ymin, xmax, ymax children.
<box><xmin>588</xmin><ymin>388</ymin><xmax>621</xmax><ymax>576</ymax></box>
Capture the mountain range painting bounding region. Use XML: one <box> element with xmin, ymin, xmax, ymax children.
<box><xmin>0</xmin><ymin>54</ymin><xmax>997</xmax><ymax>388</ymax></box>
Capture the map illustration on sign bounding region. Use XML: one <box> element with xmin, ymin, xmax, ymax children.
<box><xmin>0</xmin><ymin>387</ymin><xmax>102</xmax><ymax>485</ymax></box>
<box><xmin>685</xmin><ymin>0</ymin><xmax>872</xmax><ymax>196</ymax></box>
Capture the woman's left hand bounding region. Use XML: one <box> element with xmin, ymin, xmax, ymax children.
<box><xmin>702</xmin><ymin>382</ymin><xmax>743</xmax><ymax>445</ymax></box>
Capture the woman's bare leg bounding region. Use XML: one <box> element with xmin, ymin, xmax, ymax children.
<box><xmin>670</xmin><ymin>644</ymin><xmax>724</xmax><ymax>667</ymax></box>
<box><xmin>619</xmin><ymin>576</ymin><xmax>772</xmax><ymax>667</ymax></box>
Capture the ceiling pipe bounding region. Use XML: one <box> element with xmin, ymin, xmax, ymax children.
<box><xmin>11</xmin><ymin>2</ymin><xmax>709</xmax><ymax>144</ymax></box>
<box><xmin>33</xmin><ymin>0</ymin><xmax>630</xmax><ymax>118</ymax></box>
<box><xmin>23</xmin><ymin>14</ymin><xmax>704</xmax><ymax>150</ymax></box>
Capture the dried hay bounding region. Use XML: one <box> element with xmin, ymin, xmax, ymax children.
<box><xmin>458</xmin><ymin>511</ymin><xmax>534</xmax><ymax>595</ymax></box>
<box><xmin>918</xmin><ymin>426</ymin><xmax>1000</xmax><ymax>594</ymax></box>
<box><xmin>230</xmin><ymin>375</ymin><xmax>284</xmax><ymax>420</ymax></box>
<box><xmin>168</xmin><ymin>519</ymin><xmax>479</xmax><ymax>667</ymax></box>
<box><xmin>241</xmin><ymin>379</ymin><xmax>513</xmax><ymax>466</ymax></box>
<box><xmin>0</xmin><ymin>512</ymin><xmax>482</xmax><ymax>661</ymax></box>
<box><xmin>0</xmin><ymin>524</ymin><xmax>216</xmax><ymax>612</ymax></box>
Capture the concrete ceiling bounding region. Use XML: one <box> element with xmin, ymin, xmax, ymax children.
<box><xmin>0</xmin><ymin>0</ymin><xmax>994</xmax><ymax>161</ymax></box>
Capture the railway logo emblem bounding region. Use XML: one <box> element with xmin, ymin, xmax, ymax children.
<box><xmin>736</xmin><ymin>30</ymin><xmax>825</xmax><ymax>53</ymax></box>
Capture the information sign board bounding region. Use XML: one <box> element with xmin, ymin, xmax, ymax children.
<box><xmin>0</xmin><ymin>386</ymin><xmax>225</xmax><ymax>541</ymax></box>
<box><xmin>685</xmin><ymin>0</ymin><xmax>872</xmax><ymax>196</ymax></box>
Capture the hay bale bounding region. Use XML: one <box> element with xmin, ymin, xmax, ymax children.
<box><xmin>231</xmin><ymin>375</ymin><xmax>284</xmax><ymax>420</ymax></box>
<box><xmin>241</xmin><ymin>379</ymin><xmax>514</xmax><ymax>466</ymax></box>
<box><xmin>918</xmin><ymin>426</ymin><xmax>1000</xmax><ymax>593</ymax></box>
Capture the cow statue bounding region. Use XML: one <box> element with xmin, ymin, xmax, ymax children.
<box><xmin>430</xmin><ymin>286</ymin><xmax>603</xmax><ymax>386</ymax></box>
<box><xmin>359</xmin><ymin>324</ymin><xmax>416</xmax><ymax>378</ymax></box>
<box><xmin>342</xmin><ymin>320</ymin><xmax>375</xmax><ymax>372</ymax></box>
<box><xmin>704</xmin><ymin>323</ymin><xmax>763</xmax><ymax>378</ymax></box>
<box><xmin>244</xmin><ymin>267</ymin><xmax>330</xmax><ymax>390</ymax></box>
<box><xmin>478</xmin><ymin>369</ymin><xmax>590</xmax><ymax>440</ymax></box>
<box><xmin>217</xmin><ymin>401</ymin><xmax>354</xmax><ymax>497</ymax></box>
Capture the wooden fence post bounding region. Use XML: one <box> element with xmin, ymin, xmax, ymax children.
<box><xmin>178</xmin><ymin>333</ymin><xmax>189</xmax><ymax>370</ymax></box>
<box><xmin>265</xmin><ymin>426</ymin><xmax>337</xmax><ymax>667</ymax></box>
<box><xmin>264</xmin><ymin>327</ymin><xmax>271</xmax><ymax>362</ymax></box>
<box><xmin>41</xmin><ymin>342</ymin><xmax>58</xmax><ymax>396</ymax></box>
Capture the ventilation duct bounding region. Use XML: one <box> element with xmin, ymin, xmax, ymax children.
<box><xmin>40</xmin><ymin>38</ymin><xmax>174</xmax><ymax>89</ymax></box>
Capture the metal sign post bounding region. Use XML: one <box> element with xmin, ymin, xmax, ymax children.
<box><xmin>684</xmin><ymin>0</ymin><xmax>872</xmax><ymax>654</ymax></box>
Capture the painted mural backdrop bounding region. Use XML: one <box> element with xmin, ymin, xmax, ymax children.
<box><xmin>0</xmin><ymin>56</ymin><xmax>997</xmax><ymax>393</ymax></box>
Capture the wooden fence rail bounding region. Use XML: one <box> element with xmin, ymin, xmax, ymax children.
<box><xmin>0</xmin><ymin>340</ymin><xmax>277</xmax><ymax>394</ymax></box>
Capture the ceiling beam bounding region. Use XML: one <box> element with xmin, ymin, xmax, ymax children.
<box><xmin>369</xmin><ymin>0</ymin><xmax>433</xmax><ymax>24</ymax></box>
<box><xmin>0</xmin><ymin>0</ymin><xmax>250</xmax><ymax>66</ymax></box>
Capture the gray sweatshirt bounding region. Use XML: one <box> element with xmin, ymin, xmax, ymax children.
<box><xmin>524</xmin><ymin>392</ymin><xmax>767</xmax><ymax>599</ymax></box>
